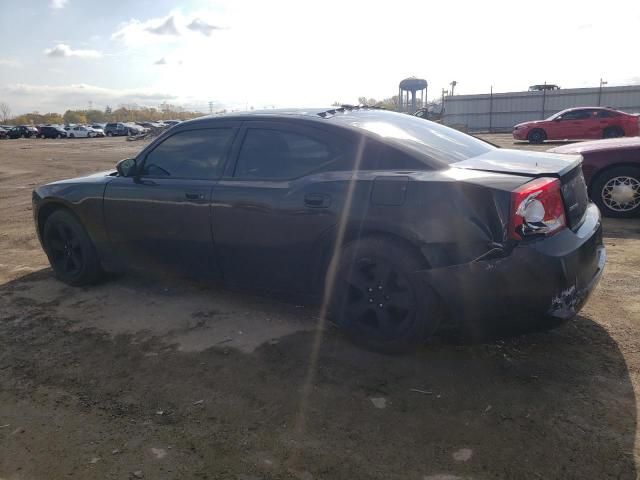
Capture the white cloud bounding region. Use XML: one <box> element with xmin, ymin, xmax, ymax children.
<box><xmin>146</xmin><ymin>16</ymin><xmax>180</xmax><ymax>36</ymax></box>
<box><xmin>0</xmin><ymin>58</ymin><xmax>21</xmax><ymax>68</ymax></box>
<box><xmin>186</xmin><ymin>18</ymin><xmax>222</xmax><ymax>36</ymax></box>
<box><xmin>44</xmin><ymin>44</ymin><xmax>102</xmax><ymax>58</ymax></box>
<box><xmin>50</xmin><ymin>0</ymin><xmax>68</xmax><ymax>9</ymax></box>
<box><xmin>112</xmin><ymin>11</ymin><xmax>226</xmax><ymax>46</ymax></box>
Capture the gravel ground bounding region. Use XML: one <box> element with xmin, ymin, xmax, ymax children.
<box><xmin>1</xmin><ymin>135</ymin><xmax>639</xmax><ymax>479</ymax></box>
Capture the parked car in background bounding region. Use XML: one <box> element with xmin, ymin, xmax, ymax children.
<box><xmin>0</xmin><ymin>127</ymin><xmax>7</xmax><ymax>139</ymax></box>
<box><xmin>162</xmin><ymin>120</ymin><xmax>181</xmax><ymax>127</ymax></box>
<box><xmin>32</xmin><ymin>108</ymin><xmax>605</xmax><ymax>351</ymax></box>
<box><xmin>67</xmin><ymin>125</ymin><xmax>97</xmax><ymax>138</ymax></box>
<box><xmin>104</xmin><ymin>122</ymin><xmax>133</xmax><ymax>136</ymax></box>
<box><xmin>7</xmin><ymin>125</ymin><xmax>39</xmax><ymax>139</ymax></box>
<box><xmin>513</xmin><ymin>107</ymin><xmax>640</xmax><ymax>144</ymax></box>
<box><xmin>548</xmin><ymin>136</ymin><xmax>640</xmax><ymax>217</ymax></box>
<box><xmin>124</xmin><ymin>122</ymin><xmax>147</xmax><ymax>135</ymax></box>
<box><xmin>88</xmin><ymin>125</ymin><xmax>105</xmax><ymax>137</ymax></box>
<box><xmin>40</xmin><ymin>125</ymin><xmax>68</xmax><ymax>139</ymax></box>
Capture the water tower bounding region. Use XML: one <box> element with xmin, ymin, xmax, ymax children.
<box><xmin>398</xmin><ymin>77</ymin><xmax>428</xmax><ymax>114</ymax></box>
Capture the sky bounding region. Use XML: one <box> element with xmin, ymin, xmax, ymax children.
<box><xmin>1</xmin><ymin>0</ymin><xmax>639</xmax><ymax>115</ymax></box>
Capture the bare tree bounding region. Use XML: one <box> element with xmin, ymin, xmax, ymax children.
<box><xmin>0</xmin><ymin>102</ymin><xmax>11</xmax><ymax>122</ymax></box>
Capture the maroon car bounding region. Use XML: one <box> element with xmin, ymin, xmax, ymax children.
<box><xmin>514</xmin><ymin>107</ymin><xmax>640</xmax><ymax>144</ymax></box>
<box><xmin>549</xmin><ymin>137</ymin><xmax>640</xmax><ymax>217</ymax></box>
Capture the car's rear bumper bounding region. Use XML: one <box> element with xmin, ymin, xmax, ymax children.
<box><xmin>413</xmin><ymin>203</ymin><xmax>605</xmax><ymax>337</ymax></box>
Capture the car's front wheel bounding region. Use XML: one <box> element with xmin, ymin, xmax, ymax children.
<box><xmin>331</xmin><ymin>237</ymin><xmax>441</xmax><ymax>353</ymax></box>
<box><xmin>43</xmin><ymin>210</ymin><xmax>103</xmax><ymax>286</ymax></box>
<box><xmin>591</xmin><ymin>166</ymin><xmax>640</xmax><ymax>218</ymax></box>
<box><xmin>527</xmin><ymin>129</ymin><xmax>546</xmax><ymax>144</ymax></box>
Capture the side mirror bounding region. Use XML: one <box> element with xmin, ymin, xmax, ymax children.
<box><xmin>116</xmin><ymin>158</ymin><xmax>138</xmax><ymax>177</ymax></box>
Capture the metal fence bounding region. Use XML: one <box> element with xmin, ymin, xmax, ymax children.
<box><xmin>441</xmin><ymin>85</ymin><xmax>640</xmax><ymax>133</ymax></box>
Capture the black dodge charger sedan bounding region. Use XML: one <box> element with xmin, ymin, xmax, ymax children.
<box><xmin>32</xmin><ymin>108</ymin><xmax>606</xmax><ymax>351</ymax></box>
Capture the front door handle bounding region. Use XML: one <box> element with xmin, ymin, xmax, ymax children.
<box><xmin>304</xmin><ymin>193</ymin><xmax>330</xmax><ymax>208</ymax></box>
<box><xmin>185</xmin><ymin>192</ymin><xmax>205</xmax><ymax>201</ymax></box>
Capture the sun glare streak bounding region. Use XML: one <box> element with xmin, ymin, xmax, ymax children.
<box><xmin>291</xmin><ymin>136</ymin><xmax>367</xmax><ymax>441</ymax></box>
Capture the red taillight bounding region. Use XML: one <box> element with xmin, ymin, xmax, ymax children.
<box><xmin>509</xmin><ymin>177</ymin><xmax>566</xmax><ymax>240</ymax></box>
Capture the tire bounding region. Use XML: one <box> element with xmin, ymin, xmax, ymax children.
<box><xmin>527</xmin><ymin>129</ymin><xmax>546</xmax><ymax>144</ymax></box>
<box><xmin>70</xmin><ymin>133</ymin><xmax>75</xmax><ymax>138</ymax></box>
<box><xmin>330</xmin><ymin>236</ymin><xmax>441</xmax><ymax>353</ymax></box>
<box><xmin>106</xmin><ymin>131</ymin><xmax>112</xmax><ymax>137</ymax></box>
<box><xmin>603</xmin><ymin>127</ymin><xmax>624</xmax><ymax>139</ymax></box>
<box><xmin>21</xmin><ymin>133</ymin><xmax>26</xmax><ymax>139</ymax></box>
<box><xmin>591</xmin><ymin>166</ymin><xmax>640</xmax><ymax>218</ymax></box>
<box><xmin>42</xmin><ymin>210</ymin><xmax>103</xmax><ymax>286</ymax></box>
<box><xmin>57</xmin><ymin>133</ymin><xmax>62</xmax><ymax>139</ymax></box>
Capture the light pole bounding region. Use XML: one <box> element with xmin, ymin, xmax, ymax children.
<box><xmin>598</xmin><ymin>78</ymin><xmax>608</xmax><ymax>106</ymax></box>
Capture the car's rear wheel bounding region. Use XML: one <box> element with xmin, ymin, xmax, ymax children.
<box><xmin>106</xmin><ymin>131</ymin><xmax>112</xmax><ymax>137</ymax></box>
<box><xmin>331</xmin><ymin>237</ymin><xmax>441</xmax><ymax>353</ymax></box>
<box><xmin>43</xmin><ymin>210</ymin><xmax>103</xmax><ymax>286</ymax></box>
<box><xmin>70</xmin><ymin>133</ymin><xmax>75</xmax><ymax>138</ymax></box>
<box><xmin>527</xmin><ymin>129</ymin><xmax>546</xmax><ymax>144</ymax></box>
<box><xmin>591</xmin><ymin>166</ymin><xmax>640</xmax><ymax>218</ymax></box>
<box><xmin>603</xmin><ymin>126</ymin><xmax>624</xmax><ymax>139</ymax></box>
<box><xmin>57</xmin><ymin>133</ymin><xmax>62</xmax><ymax>139</ymax></box>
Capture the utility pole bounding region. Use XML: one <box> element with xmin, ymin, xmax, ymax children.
<box><xmin>88</xmin><ymin>100</ymin><xmax>93</xmax><ymax>111</ymax></box>
<box><xmin>441</xmin><ymin>88</ymin><xmax>447</xmax><ymax>114</ymax></box>
<box><xmin>598</xmin><ymin>78</ymin><xmax>608</xmax><ymax>106</ymax></box>
<box><xmin>208</xmin><ymin>101</ymin><xmax>214</xmax><ymax>114</ymax></box>
<box><xmin>450</xmin><ymin>81</ymin><xmax>457</xmax><ymax>96</ymax></box>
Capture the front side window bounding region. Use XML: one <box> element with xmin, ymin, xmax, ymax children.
<box><xmin>142</xmin><ymin>128</ymin><xmax>234</xmax><ymax>179</ymax></box>
<box><xmin>235</xmin><ymin>128</ymin><xmax>339</xmax><ymax>179</ymax></box>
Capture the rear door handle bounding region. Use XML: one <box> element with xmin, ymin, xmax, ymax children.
<box><xmin>304</xmin><ymin>193</ymin><xmax>330</xmax><ymax>208</ymax></box>
<box><xmin>185</xmin><ymin>192</ymin><xmax>205</xmax><ymax>201</ymax></box>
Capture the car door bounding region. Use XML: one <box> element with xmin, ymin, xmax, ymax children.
<box><xmin>211</xmin><ymin>121</ymin><xmax>347</xmax><ymax>293</ymax></box>
<box><xmin>103</xmin><ymin>124</ymin><xmax>239</xmax><ymax>278</ymax></box>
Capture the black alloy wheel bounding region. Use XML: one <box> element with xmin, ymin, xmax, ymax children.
<box><xmin>332</xmin><ymin>237</ymin><xmax>440</xmax><ymax>352</ymax></box>
<box><xmin>47</xmin><ymin>222</ymin><xmax>84</xmax><ymax>277</ymax></box>
<box><xmin>527</xmin><ymin>129</ymin><xmax>545</xmax><ymax>144</ymax></box>
<box><xmin>43</xmin><ymin>210</ymin><xmax>103</xmax><ymax>285</ymax></box>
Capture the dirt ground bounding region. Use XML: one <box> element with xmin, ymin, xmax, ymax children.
<box><xmin>1</xmin><ymin>134</ymin><xmax>639</xmax><ymax>480</ymax></box>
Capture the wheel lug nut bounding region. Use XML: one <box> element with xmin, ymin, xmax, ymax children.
<box><xmin>367</xmin><ymin>287</ymin><xmax>373</xmax><ymax>292</ymax></box>
<box><xmin>368</xmin><ymin>298</ymin><xmax>373</xmax><ymax>303</ymax></box>
<box><xmin>377</xmin><ymin>285</ymin><xmax>383</xmax><ymax>290</ymax></box>
<box><xmin>378</xmin><ymin>303</ymin><xmax>383</xmax><ymax>308</ymax></box>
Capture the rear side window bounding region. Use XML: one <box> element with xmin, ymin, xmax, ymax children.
<box><xmin>235</xmin><ymin>128</ymin><xmax>340</xmax><ymax>179</ymax></box>
<box><xmin>595</xmin><ymin>110</ymin><xmax>617</xmax><ymax>118</ymax></box>
<box><xmin>142</xmin><ymin>128</ymin><xmax>234</xmax><ymax>179</ymax></box>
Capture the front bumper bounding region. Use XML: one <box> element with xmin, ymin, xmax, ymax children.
<box><xmin>512</xmin><ymin>129</ymin><xmax>528</xmax><ymax>140</ymax></box>
<box><xmin>415</xmin><ymin>203</ymin><xmax>605</xmax><ymax>336</ymax></box>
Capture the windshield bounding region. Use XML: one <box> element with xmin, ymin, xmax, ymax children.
<box><xmin>331</xmin><ymin>110</ymin><xmax>495</xmax><ymax>164</ymax></box>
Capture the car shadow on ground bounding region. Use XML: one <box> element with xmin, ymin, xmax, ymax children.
<box><xmin>0</xmin><ymin>269</ymin><xmax>637</xmax><ymax>479</ymax></box>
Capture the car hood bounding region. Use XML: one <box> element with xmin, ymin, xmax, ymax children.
<box><xmin>46</xmin><ymin>170</ymin><xmax>117</xmax><ymax>186</ymax></box>
<box><xmin>514</xmin><ymin>120</ymin><xmax>545</xmax><ymax>128</ymax></box>
<box><xmin>451</xmin><ymin>148</ymin><xmax>581</xmax><ymax>177</ymax></box>
<box><xmin>548</xmin><ymin>136</ymin><xmax>640</xmax><ymax>154</ymax></box>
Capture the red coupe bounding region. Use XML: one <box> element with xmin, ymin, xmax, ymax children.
<box><xmin>513</xmin><ymin>107</ymin><xmax>640</xmax><ymax>144</ymax></box>
<box><xmin>548</xmin><ymin>136</ymin><xmax>640</xmax><ymax>217</ymax></box>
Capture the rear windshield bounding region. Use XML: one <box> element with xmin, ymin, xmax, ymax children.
<box><xmin>329</xmin><ymin>110</ymin><xmax>495</xmax><ymax>165</ymax></box>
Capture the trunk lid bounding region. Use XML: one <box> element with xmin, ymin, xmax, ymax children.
<box><xmin>452</xmin><ymin>149</ymin><xmax>589</xmax><ymax>230</ymax></box>
<box><xmin>451</xmin><ymin>148</ymin><xmax>582</xmax><ymax>177</ymax></box>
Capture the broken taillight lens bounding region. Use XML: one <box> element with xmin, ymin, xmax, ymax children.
<box><xmin>509</xmin><ymin>177</ymin><xmax>566</xmax><ymax>240</ymax></box>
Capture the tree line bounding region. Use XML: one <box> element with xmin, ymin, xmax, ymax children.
<box><xmin>0</xmin><ymin>102</ymin><xmax>207</xmax><ymax>126</ymax></box>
